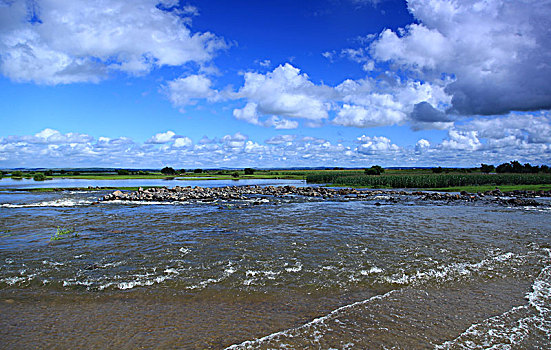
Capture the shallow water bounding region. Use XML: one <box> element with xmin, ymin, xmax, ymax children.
<box><xmin>0</xmin><ymin>187</ymin><xmax>550</xmax><ymax>349</ymax></box>
<box><xmin>0</xmin><ymin>177</ymin><xmax>308</xmax><ymax>189</ymax></box>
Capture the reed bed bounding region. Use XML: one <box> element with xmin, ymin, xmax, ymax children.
<box><xmin>306</xmin><ymin>173</ymin><xmax>551</xmax><ymax>188</ymax></box>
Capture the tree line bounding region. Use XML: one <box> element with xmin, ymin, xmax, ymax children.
<box><xmin>481</xmin><ymin>161</ymin><xmax>550</xmax><ymax>174</ymax></box>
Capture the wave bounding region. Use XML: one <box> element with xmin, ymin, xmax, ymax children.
<box><xmin>436</xmin><ymin>263</ymin><xmax>551</xmax><ymax>349</ymax></box>
<box><xmin>224</xmin><ymin>251</ymin><xmax>547</xmax><ymax>349</ymax></box>
<box><xmin>380</xmin><ymin>252</ymin><xmax>520</xmax><ymax>286</ymax></box>
<box><xmin>225</xmin><ymin>289</ymin><xmax>398</xmax><ymax>350</ymax></box>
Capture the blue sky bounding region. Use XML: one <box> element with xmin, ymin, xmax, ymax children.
<box><xmin>0</xmin><ymin>0</ymin><xmax>550</xmax><ymax>169</ymax></box>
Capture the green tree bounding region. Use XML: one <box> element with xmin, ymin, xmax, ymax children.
<box><xmin>161</xmin><ymin>166</ymin><xmax>177</xmax><ymax>175</ymax></box>
<box><xmin>33</xmin><ymin>173</ymin><xmax>45</xmax><ymax>181</ymax></box>
<box><xmin>11</xmin><ymin>170</ymin><xmax>23</xmax><ymax>178</ymax></box>
<box><xmin>480</xmin><ymin>164</ymin><xmax>495</xmax><ymax>173</ymax></box>
<box><xmin>117</xmin><ymin>169</ymin><xmax>130</xmax><ymax>175</ymax></box>
<box><xmin>244</xmin><ymin>168</ymin><xmax>255</xmax><ymax>175</ymax></box>
<box><xmin>231</xmin><ymin>171</ymin><xmax>239</xmax><ymax>178</ymax></box>
<box><xmin>193</xmin><ymin>168</ymin><xmax>203</xmax><ymax>173</ymax></box>
<box><xmin>364</xmin><ymin>165</ymin><xmax>384</xmax><ymax>175</ymax></box>
<box><xmin>44</xmin><ymin>169</ymin><xmax>54</xmax><ymax>176</ymax></box>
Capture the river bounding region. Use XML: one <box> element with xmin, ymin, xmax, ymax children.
<box><xmin>0</xmin><ymin>180</ymin><xmax>550</xmax><ymax>349</ymax></box>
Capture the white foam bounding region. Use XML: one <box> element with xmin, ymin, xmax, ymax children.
<box><xmin>99</xmin><ymin>261</ymin><xmax>124</xmax><ymax>268</ymax></box>
<box><xmin>437</xmin><ymin>258</ymin><xmax>551</xmax><ymax>349</ymax></box>
<box><xmin>435</xmin><ymin>305</ymin><xmax>533</xmax><ymax>350</ymax></box>
<box><xmin>526</xmin><ymin>265</ymin><xmax>551</xmax><ymax>317</ymax></box>
<box><xmin>285</xmin><ymin>262</ymin><xmax>303</xmax><ymax>273</ymax></box>
<box><xmin>1</xmin><ymin>198</ymin><xmax>93</xmax><ymax>208</ymax></box>
<box><xmin>225</xmin><ymin>289</ymin><xmax>398</xmax><ymax>349</ymax></box>
<box><xmin>383</xmin><ymin>252</ymin><xmax>520</xmax><ymax>286</ymax></box>
<box><xmin>360</xmin><ymin>266</ymin><xmax>383</xmax><ymax>275</ymax></box>
<box><xmin>187</xmin><ymin>277</ymin><xmax>225</xmax><ymax>290</ymax></box>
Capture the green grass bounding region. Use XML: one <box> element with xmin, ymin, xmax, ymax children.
<box><xmin>50</xmin><ymin>227</ymin><xmax>78</xmax><ymax>241</ymax></box>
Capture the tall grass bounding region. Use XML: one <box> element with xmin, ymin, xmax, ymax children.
<box><xmin>306</xmin><ymin>173</ymin><xmax>551</xmax><ymax>188</ymax></box>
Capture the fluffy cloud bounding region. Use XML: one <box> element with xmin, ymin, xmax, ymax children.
<box><xmin>265</xmin><ymin>135</ymin><xmax>296</xmax><ymax>145</ymax></box>
<box><xmin>440</xmin><ymin>130</ymin><xmax>482</xmax><ymax>151</ymax></box>
<box><xmin>2</xmin><ymin>128</ymin><xmax>93</xmax><ymax>144</ymax></box>
<box><xmin>369</xmin><ymin>0</ymin><xmax>551</xmax><ymax>116</ymax></box>
<box><xmin>173</xmin><ymin>137</ymin><xmax>193</xmax><ymax>148</ymax></box>
<box><xmin>231</xmin><ymin>63</ymin><xmax>451</xmax><ymax>130</ymax></box>
<box><xmin>333</xmin><ymin>103</ymin><xmax>404</xmax><ymax>128</ymax></box>
<box><xmin>415</xmin><ymin>139</ymin><xmax>430</xmax><ymax>153</ymax></box>
<box><xmin>355</xmin><ymin>135</ymin><xmax>400</xmax><ymax>154</ymax></box>
<box><xmin>461</xmin><ymin>113</ymin><xmax>551</xmax><ymax>144</ymax></box>
<box><xmin>166</xmin><ymin>75</ymin><xmax>218</xmax><ymax>108</ymax></box>
<box><xmin>146</xmin><ymin>131</ymin><xmax>176</xmax><ymax>144</ymax></box>
<box><xmin>0</xmin><ymin>0</ymin><xmax>226</xmax><ymax>84</ymax></box>
<box><xmin>1</xmin><ymin>122</ymin><xmax>549</xmax><ymax>168</ymax></box>
<box><xmin>232</xmin><ymin>64</ymin><xmax>332</xmax><ymax>127</ymax></box>
<box><xmin>333</xmin><ymin>77</ymin><xmax>451</xmax><ymax>129</ymax></box>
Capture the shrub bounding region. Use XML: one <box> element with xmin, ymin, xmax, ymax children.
<box><xmin>244</xmin><ymin>168</ymin><xmax>255</xmax><ymax>175</ymax></box>
<box><xmin>11</xmin><ymin>170</ymin><xmax>23</xmax><ymax>178</ymax></box>
<box><xmin>231</xmin><ymin>172</ymin><xmax>239</xmax><ymax>178</ymax></box>
<box><xmin>44</xmin><ymin>170</ymin><xmax>54</xmax><ymax>176</ymax></box>
<box><xmin>33</xmin><ymin>173</ymin><xmax>45</xmax><ymax>181</ymax></box>
<box><xmin>117</xmin><ymin>169</ymin><xmax>130</xmax><ymax>175</ymax></box>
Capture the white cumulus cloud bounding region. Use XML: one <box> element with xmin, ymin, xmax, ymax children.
<box><xmin>166</xmin><ymin>74</ymin><xmax>218</xmax><ymax>107</ymax></box>
<box><xmin>0</xmin><ymin>0</ymin><xmax>226</xmax><ymax>84</ymax></box>
<box><xmin>232</xmin><ymin>63</ymin><xmax>333</xmax><ymax>127</ymax></box>
<box><xmin>146</xmin><ymin>131</ymin><xmax>176</xmax><ymax>144</ymax></box>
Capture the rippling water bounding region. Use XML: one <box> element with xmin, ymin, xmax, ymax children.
<box><xmin>1</xmin><ymin>185</ymin><xmax>550</xmax><ymax>349</ymax></box>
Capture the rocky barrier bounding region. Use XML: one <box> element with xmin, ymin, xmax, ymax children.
<box><xmin>99</xmin><ymin>185</ymin><xmax>549</xmax><ymax>207</ymax></box>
